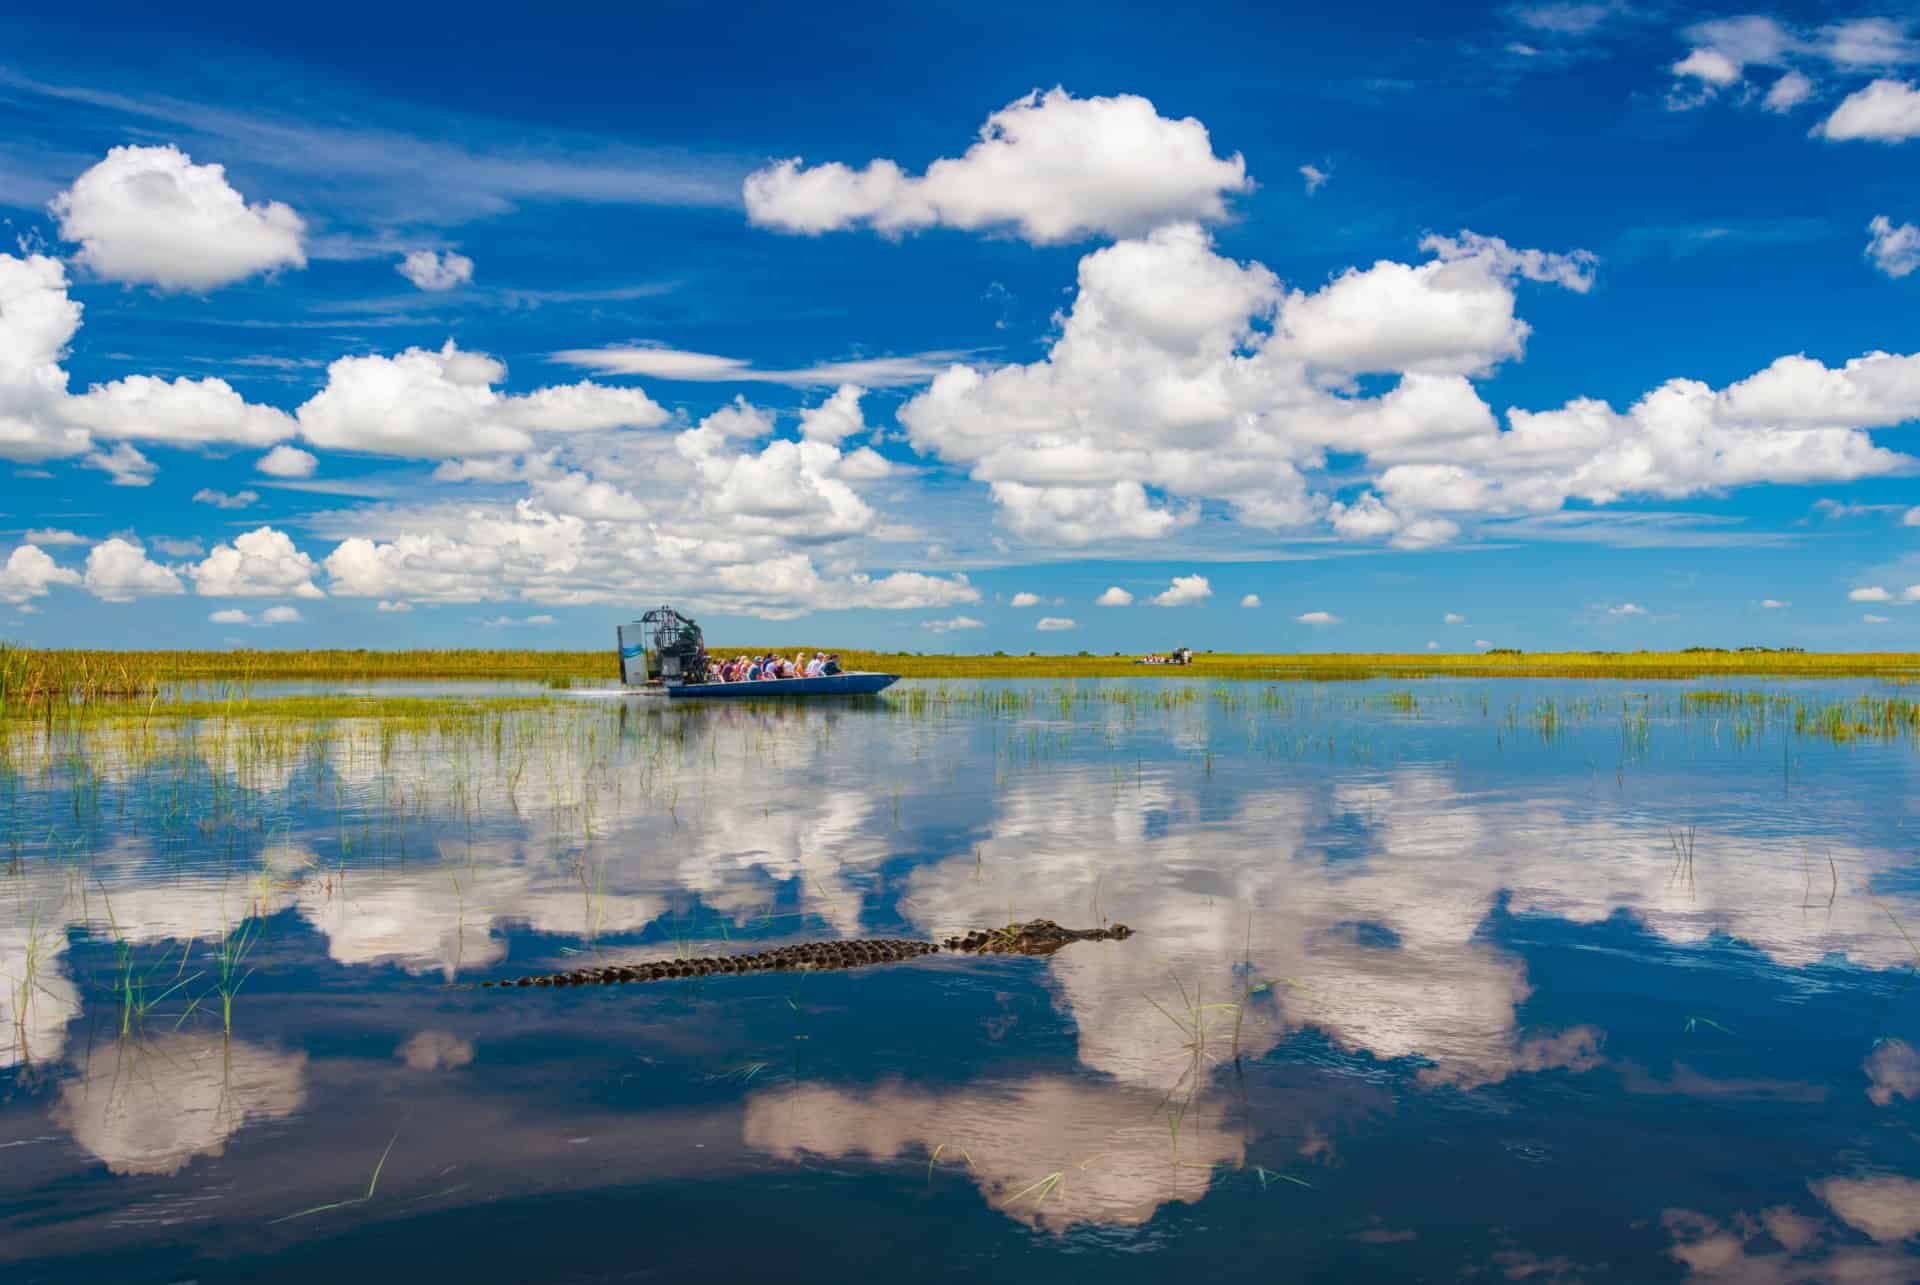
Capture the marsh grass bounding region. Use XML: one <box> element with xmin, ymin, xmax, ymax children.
<box><xmin>5</xmin><ymin>899</ymin><xmax>64</xmax><ymax>1064</ymax></box>
<box><xmin>9</xmin><ymin>645</ymin><xmax>1920</xmax><ymax>713</ymax></box>
<box><xmin>1668</xmin><ymin>826</ymin><xmax>1698</xmax><ymax>898</ymax></box>
<box><xmin>1146</xmin><ymin>975</ymin><xmax>1242</xmax><ymax>1163</ymax></box>
<box><xmin>1254</xmin><ymin>1165</ymin><xmax>1313</xmax><ymax>1191</ymax></box>
<box><xmin>270</xmin><ymin>1132</ymin><xmax>399</xmax><ymax>1224</ymax></box>
<box><xmin>5</xmin><ymin>694</ymin><xmax>552</xmax><ymax>727</ymax></box>
<box><xmin>1003</xmin><ymin>1169</ymin><xmax>1065</xmax><ymax>1208</ymax></box>
<box><xmin>1801</xmin><ymin>847</ymin><xmax>1839</xmax><ymax>910</ymax></box>
<box><xmin>99</xmin><ymin>890</ymin><xmax>202</xmax><ymax>1038</ymax></box>
<box><xmin>1869</xmin><ymin>894</ymin><xmax>1920</xmax><ymax>969</ymax></box>
<box><xmin>213</xmin><ymin>919</ymin><xmax>260</xmax><ymax>1033</ymax></box>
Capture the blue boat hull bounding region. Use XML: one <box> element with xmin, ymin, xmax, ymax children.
<box><xmin>665</xmin><ymin>671</ymin><xmax>898</xmax><ymax>698</ymax></box>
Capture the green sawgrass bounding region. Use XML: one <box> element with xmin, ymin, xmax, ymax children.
<box><xmin>9</xmin><ymin>644</ymin><xmax>1920</xmax><ymax>710</ymax></box>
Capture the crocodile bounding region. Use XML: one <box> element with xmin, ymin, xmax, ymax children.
<box><xmin>475</xmin><ymin>919</ymin><xmax>1133</xmax><ymax>988</ymax></box>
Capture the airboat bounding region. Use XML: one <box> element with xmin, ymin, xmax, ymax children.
<box><xmin>1134</xmin><ymin>647</ymin><xmax>1194</xmax><ymax>666</ymax></box>
<box><xmin>616</xmin><ymin>606</ymin><xmax>898</xmax><ymax>698</ymax></box>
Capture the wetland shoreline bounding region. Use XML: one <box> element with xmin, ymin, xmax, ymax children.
<box><xmin>6</xmin><ymin>644</ymin><xmax>1919</xmax><ymax>701</ymax></box>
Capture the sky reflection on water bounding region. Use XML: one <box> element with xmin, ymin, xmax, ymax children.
<box><xmin>2</xmin><ymin>678</ymin><xmax>1918</xmax><ymax>1281</ymax></box>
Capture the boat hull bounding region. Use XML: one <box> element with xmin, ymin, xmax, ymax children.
<box><xmin>664</xmin><ymin>671</ymin><xmax>899</xmax><ymax>698</ymax></box>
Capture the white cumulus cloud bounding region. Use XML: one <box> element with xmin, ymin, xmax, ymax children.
<box><xmin>923</xmin><ymin>615</ymin><xmax>985</xmax><ymax>633</ymax></box>
<box><xmin>796</xmin><ymin>384</ymin><xmax>869</xmax><ymax>444</ymax></box>
<box><xmin>1444</xmin><ymin>612</ymin><xmax>1466</xmax><ymax>624</ymax></box>
<box><xmin>1150</xmin><ymin>574</ymin><xmax>1212</xmax><ymax>606</ymax></box>
<box><xmin>1669</xmin><ymin>17</ymin><xmax>1919</xmax><ymax>116</ymax></box>
<box><xmin>1761</xmin><ymin>599</ymin><xmax>1789</xmax><ymax>608</ymax></box>
<box><xmin>1035</xmin><ymin>616</ymin><xmax>1076</xmax><ymax>631</ymax></box>
<box><xmin>1850</xmin><ymin>586</ymin><xmax>1892</xmax><ymax>601</ymax></box>
<box><xmin>0</xmin><ymin>255</ymin><xmax>90</xmax><ymax>463</ymax></box>
<box><xmin>896</xmin><ymin>223</ymin><xmax>1640</xmax><ymax>549</ymax></box>
<box><xmin>257</xmin><ymin>445</ymin><xmax>318</xmax><ymax>478</ymax></box>
<box><xmin>677</xmin><ymin>403</ymin><xmax>876</xmax><ymax>541</ymax></box>
<box><xmin>0</xmin><ymin>545</ymin><xmax>80</xmax><ymax>603</ymax></box>
<box><xmin>296</xmin><ymin>340</ymin><xmax>668</xmax><ymax>458</ymax></box>
<box><xmin>1605</xmin><ymin>602</ymin><xmax>1648</xmax><ymax>616</ymax></box>
<box><xmin>1867</xmin><ymin>215</ymin><xmax>1920</xmax><ymax>277</ymax></box>
<box><xmin>208</xmin><ymin>606</ymin><xmax>300</xmax><ymax>626</ymax></box>
<box><xmin>1672</xmin><ymin>47</ymin><xmax>1742</xmax><ymax>89</ymax></box>
<box><xmin>1009</xmin><ymin>591</ymin><xmax>1042</xmax><ymax>607</ymax></box>
<box><xmin>397</xmin><ymin>250</ymin><xmax>474</xmax><ymax>291</ymax></box>
<box><xmin>50</xmin><ymin>144</ymin><xmax>306</xmax><ymax>291</ymax></box>
<box><xmin>1096</xmin><ymin>586</ymin><xmax>1134</xmax><ymax>606</ymax></box>
<box><xmin>0</xmin><ymin>253</ymin><xmax>295</xmax><ymax>463</ymax></box>
<box><xmin>1818</xmin><ymin>78</ymin><xmax>1920</xmax><ymax>141</ymax></box>
<box><xmin>193</xmin><ymin>488</ymin><xmax>259</xmax><ymax>509</ymax></box>
<box><xmin>1295</xmin><ymin>610</ymin><xmax>1340</xmax><ymax>625</ymax></box>
<box><xmin>1763</xmin><ymin>69</ymin><xmax>1815</xmax><ymax>112</ymax></box>
<box><xmin>315</xmin><ymin>498</ymin><xmax>976</xmax><ymax>621</ymax></box>
<box><xmin>191</xmin><ymin>527</ymin><xmax>324</xmax><ymax>599</ymax></box>
<box><xmin>81</xmin><ymin>442</ymin><xmax>156</xmax><ymax>486</ymax></box>
<box><xmin>66</xmin><ymin>374</ymin><xmax>294</xmax><ymax>448</ymax></box>
<box><xmin>1240</xmin><ymin>593</ymin><xmax>1261</xmax><ymax>607</ymax></box>
<box><xmin>744</xmin><ymin>87</ymin><xmax>1251</xmax><ymax>244</ymax></box>
<box><xmin>83</xmin><ymin>539</ymin><xmax>184</xmax><ymax>602</ymax></box>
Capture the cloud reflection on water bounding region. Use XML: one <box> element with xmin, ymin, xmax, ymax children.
<box><xmin>52</xmin><ymin>1034</ymin><xmax>306</xmax><ymax>1176</ymax></box>
<box><xmin>0</xmin><ymin>683</ymin><xmax>1917</xmax><ymax>1260</ymax></box>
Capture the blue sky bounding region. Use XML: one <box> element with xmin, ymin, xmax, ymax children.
<box><xmin>2</xmin><ymin>0</ymin><xmax>1918</xmax><ymax>653</ymax></box>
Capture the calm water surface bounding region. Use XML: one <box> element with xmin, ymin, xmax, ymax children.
<box><xmin>3</xmin><ymin>678</ymin><xmax>1918</xmax><ymax>1282</ymax></box>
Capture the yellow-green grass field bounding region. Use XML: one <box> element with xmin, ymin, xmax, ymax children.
<box><xmin>5</xmin><ymin>642</ymin><xmax>1918</xmax><ymax>709</ymax></box>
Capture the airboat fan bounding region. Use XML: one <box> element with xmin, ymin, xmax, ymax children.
<box><xmin>617</xmin><ymin>605</ymin><xmax>710</xmax><ymax>686</ymax></box>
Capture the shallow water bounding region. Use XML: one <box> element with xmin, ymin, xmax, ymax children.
<box><xmin>3</xmin><ymin>678</ymin><xmax>1918</xmax><ymax>1282</ymax></box>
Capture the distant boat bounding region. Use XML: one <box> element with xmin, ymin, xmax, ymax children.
<box><xmin>616</xmin><ymin>605</ymin><xmax>898</xmax><ymax>699</ymax></box>
<box><xmin>1134</xmin><ymin>646</ymin><xmax>1194</xmax><ymax>666</ymax></box>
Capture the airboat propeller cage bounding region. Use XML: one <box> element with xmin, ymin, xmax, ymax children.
<box><xmin>618</xmin><ymin>605</ymin><xmax>708</xmax><ymax>685</ymax></box>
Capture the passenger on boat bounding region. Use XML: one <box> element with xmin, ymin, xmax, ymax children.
<box><xmin>822</xmin><ymin>654</ymin><xmax>842</xmax><ymax>675</ymax></box>
<box><xmin>804</xmin><ymin>653</ymin><xmax>824</xmax><ymax>677</ymax></box>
